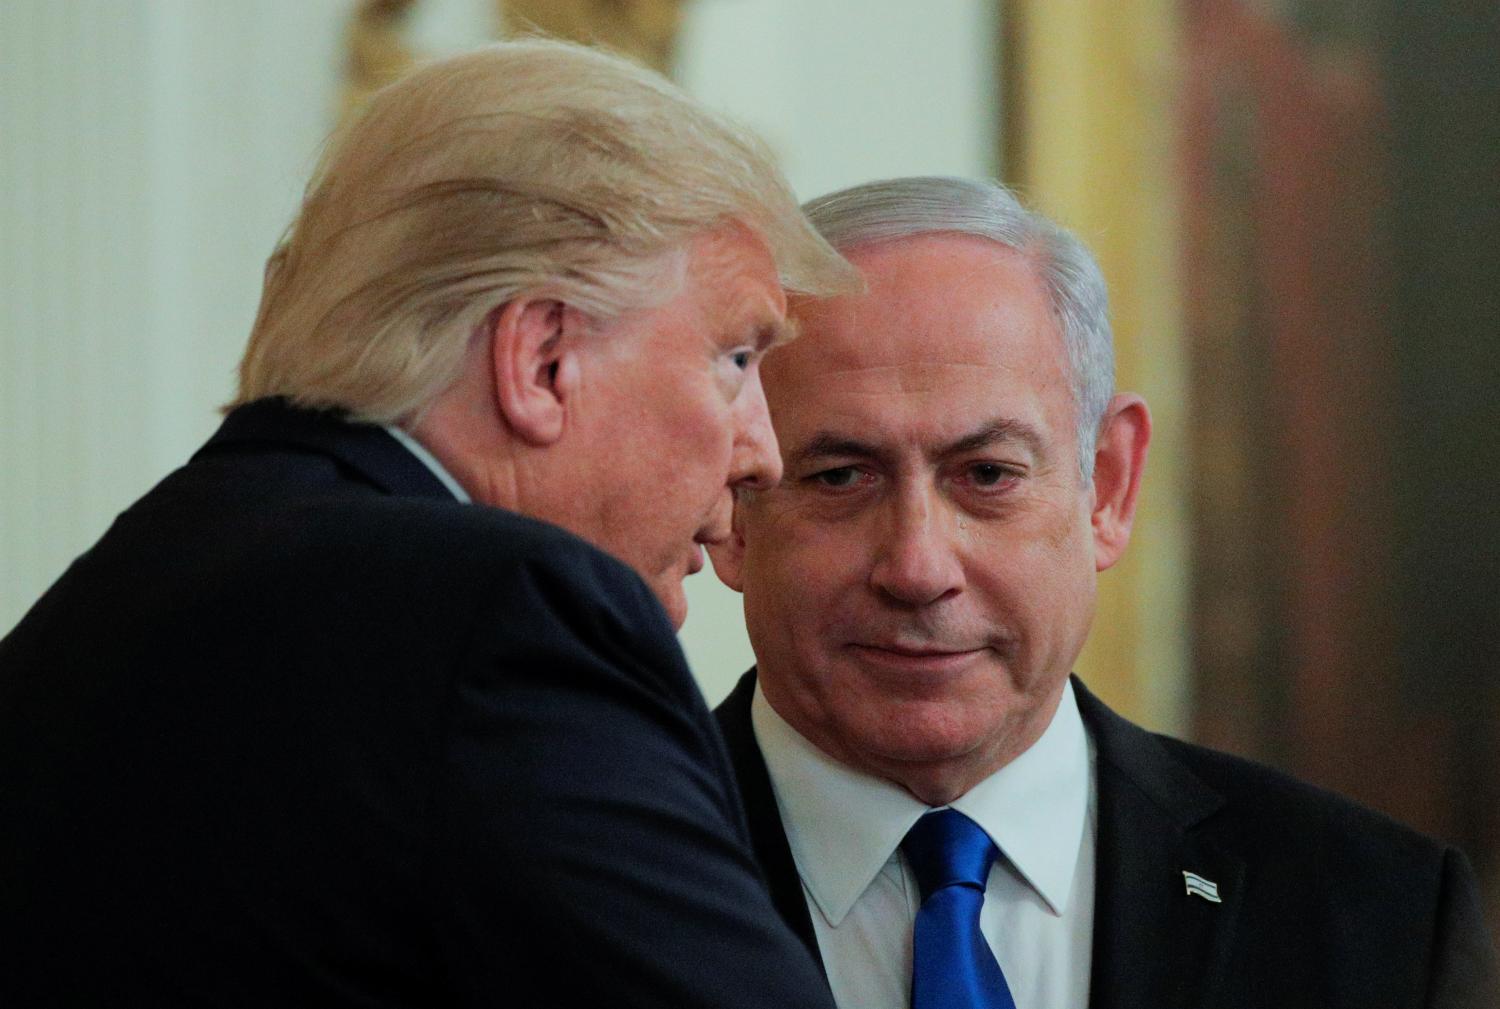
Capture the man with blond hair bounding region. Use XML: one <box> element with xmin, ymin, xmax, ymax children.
<box><xmin>0</xmin><ymin>40</ymin><xmax>852</xmax><ymax>1007</ymax></box>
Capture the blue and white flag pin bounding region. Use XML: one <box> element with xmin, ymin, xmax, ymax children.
<box><xmin>1182</xmin><ymin>871</ymin><xmax>1222</xmax><ymax>903</ymax></box>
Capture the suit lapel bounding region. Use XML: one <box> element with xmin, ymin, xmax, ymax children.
<box><xmin>1075</xmin><ymin>679</ymin><xmax>1244</xmax><ymax>1009</ymax></box>
<box><xmin>714</xmin><ymin>671</ymin><xmax>826</xmax><ymax>972</ymax></box>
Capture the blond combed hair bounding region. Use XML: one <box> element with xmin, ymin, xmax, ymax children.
<box><xmin>235</xmin><ymin>38</ymin><xmax>854</xmax><ymax>422</ymax></box>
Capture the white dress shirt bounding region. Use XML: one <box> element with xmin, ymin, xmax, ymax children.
<box><xmin>752</xmin><ymin>680</ymin><xmax>1097</xmax><ymax>1009</ymax></box>
<box><xmin>383</xmin><ymin>425</ymin><xmax>471</xmax><ymax>503</ymax></box>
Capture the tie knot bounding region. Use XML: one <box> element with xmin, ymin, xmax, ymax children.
<box><xmin>900</xmin><ymin>809</ymin><xmax>998</xmax><ymax>902</ymax></box>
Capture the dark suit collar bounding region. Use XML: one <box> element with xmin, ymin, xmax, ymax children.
<box><xmin>715</xmin><ymin>670</ymin><xmax>826</xmax><ymax>972</ymax></box>
<box><xmin>1073</xmin><ymin>676</ymin><xmax>1244</xmax><ymax>1009</ymax></box>
<box><xmin>197</xmin><ymin>397</ymin><xmax>455</xmax><ymax>501</ymax></box>
<box><xmin>1072</xmin><ymin>676</ymin><xmax>1224</xmax><ymax>828</ymax></box>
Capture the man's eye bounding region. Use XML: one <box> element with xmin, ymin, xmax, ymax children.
<box><xmin>812</xmin><ymin>466</ymin><xmax>860</xmax><ymax>488</ymax></box>
<box><xmin>969</xmin><ymin>463</ymin><xmax>1015</xmax><ymax>486</ymax></box>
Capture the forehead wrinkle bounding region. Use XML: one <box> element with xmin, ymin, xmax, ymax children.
<box><xmin>769</xmin><ymin>338</ymin><xmax>1058</xmax><ymax>467</ymax></box>
<box><xmin>941</xmin><ymin>417</ymin><xmax>1047</xmax><ymax>461</ymax></box>
<box><xmin>782</xmin><ymin>410</ymin><xmax>1047</xmax><ymax>475</ymax></box>
<box><xmin>689</xmin><ymin>225</ymin><xmax>786</xmax><ymax>350</ymax></box>
<box><xmin>785</xmin><ymin>431</ymin><xmax>890</xmax><ymax>471</ymax></box>
<box><xmin>788</xmin><ymin>358</ymin><xmax>1015</xmax><ymax>390</ymax></box>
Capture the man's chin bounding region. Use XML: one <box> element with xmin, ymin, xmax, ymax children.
<box><xmin>653</xmin><ymin>580</ymin><xmax>689</xmax><ymax>630</ymax></box>
<box><xmin>842</xmin><ymin>697</ymin><xmax>1013</xmax><ymax>760</ymax></box>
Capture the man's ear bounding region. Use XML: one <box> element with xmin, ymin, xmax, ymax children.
<box><xmin>1090</xmin><ymin>393</ymin><xmax>1151</xmax><ymax>572</ymax></box>
<box><xmin>487</xmin><ymin>297</ymin><xmax>582</xmax><ymax>446</ymax></box>
<box><xmin>707</xmin><ymin>499</ymin><xmax>750</xmax><ymax>593</ymax></box>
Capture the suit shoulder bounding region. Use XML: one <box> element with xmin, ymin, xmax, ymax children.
<box><xmin>1127</xmin><ymin>732</ymin><xmax>1498</xmax><ymax>1003</ymax></box>
<box><xmin>1151</xmin><ymin>732</ymin><xmax>1450</xmax><ymax>868</ymax></box>
<box><xmin>143</xmin><ymin>444</ymin><xmax>650</xmax><ymax>603</ymax></box>
<box><xmin>228</xmin><ymin>489</ymin><xmax>663</xmax><ymax>624</ymax></box>
<box><xmin>1077</xmin><ymin>680</ymin><xmax>1443</xmax><ymax>864</ymax></box>
<box><xmin>59</xmin><ymin>470</ymin><xmax>679</xmax><ymax>685</ymax></box>
<box><xmin>319</xmin><ymin>494</ymin><xmax>623</xmax><ymax>571</ymax></box>
<box><xmin>413</xmin><ymin>503</ymin><xmax>667</xmax><ymax>622</ymax></box>
<box><xmin>305</xmin><ymin>499</ymin><xmax>683</xmax><ymax>672</ymax></box>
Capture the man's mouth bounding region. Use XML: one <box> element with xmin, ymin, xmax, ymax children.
<box><xmin>847</xmin><ymin>642</ymin><xmax>988</xmax><ymax>673</ymax></box>
<box><xmin>689</xmin><ymin>524</ymin><xmax>731</xmax><ymax>576</ymax></box>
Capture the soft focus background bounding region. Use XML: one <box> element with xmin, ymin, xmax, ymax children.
<box><xmin>3</xmin><ymin>0</ymin><xmax>1496</xmax><ymax>929</ymax></box>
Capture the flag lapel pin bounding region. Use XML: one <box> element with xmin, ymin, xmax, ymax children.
<box><xmin>1182</xmin><ymin>870</ymin><xmax>1222</xmax><ymax>903</ymax></box>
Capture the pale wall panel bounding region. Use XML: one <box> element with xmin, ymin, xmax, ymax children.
<box><xmin>1</xmin><ymin>1</ymin><xmax>351</xmax><ymax>634</ymax></box>
<box><xmin>2</xmin><ymin>1</ymin><xmax>155</xmax><ymax>629</ymax></box>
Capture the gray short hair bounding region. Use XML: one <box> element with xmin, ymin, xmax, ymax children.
<box><xmin>235</xmin><ymin>38</ymin><xmax>854</xmax><ymax>423</ymax></box>
<box><xmin>802</xmin><ymin>176</ymin><xmax>1113</xmax><ymax>479</ymax></box>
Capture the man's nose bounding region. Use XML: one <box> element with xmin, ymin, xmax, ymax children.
<box><xmin>729</xmin><ymin>369</ymin><xmax>783</xmax><ymax>492</ymax></box>
<box><xmin>869</xmin><ymin>488</ymin><xmax>965</xmax><ymax>606</ymax></box>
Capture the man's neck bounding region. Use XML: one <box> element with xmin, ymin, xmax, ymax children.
<box><xmin>409</xmin><ymin>396</ymin><xmax>524</xmax><ymax>510</ymax></box>
<box><xmin>763</xmin><ymin>677</ymin><xmax>1070</xmax><ymax>807</ymax></box>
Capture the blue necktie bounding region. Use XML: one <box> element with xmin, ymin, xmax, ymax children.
<box><xmin>902</xmin><ymin>809</ymin><xmax>1018</xmax><ymax>1009</ymax></box>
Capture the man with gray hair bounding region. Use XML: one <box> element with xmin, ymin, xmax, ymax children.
<box><xmin>0</xmin><ymin>40</ymin><xmax>853</xmax><ymax>1008</ymax></box>
<box><xmin>709</xmin><ymin>176</ymin><xmax>1497</xmax><ymax>1007</ymax></box>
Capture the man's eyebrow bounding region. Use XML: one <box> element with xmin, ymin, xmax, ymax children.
<box><xmin>787</xmin><ymin>432</ymin><xmax>884</xmax><ymax>469</ymax></box>
<box><xmin>941</xmin><ymin>418</ymin><xmax>1046</xmax><ymax>458</ymax></box>
<box><xmin>787</xmin><ymin>418</ymin><xmax>1047</xmax><ymax>471</ymax></box>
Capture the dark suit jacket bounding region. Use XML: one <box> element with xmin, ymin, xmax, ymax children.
<box><xmin>0</xmin><ymin>399</ymin><xmax>834</xmax><ymax>1009</ymax></box>
<box><xmin>715</xmin><ymin>670</ymin><xmax>1500</xmax><ymax>1008</ymax></box>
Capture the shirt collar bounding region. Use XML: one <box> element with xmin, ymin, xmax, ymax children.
<box><xmin>752</xmin><ymin>678</ymin><xmax>1090</xmax><ymax>926</ymax></box>
<box><xmin>381</xmin><ymin>425</ymin><xmax>472</xmax><ymax>504</ymax></box>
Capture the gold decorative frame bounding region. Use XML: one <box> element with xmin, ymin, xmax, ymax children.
<box><xmin>502</xmin><ymin>0</ymin><xmax>686</xmax><ymax>75</ymax></box>
<box><xmin>344</xmin><ymin>0</ymin><xmax>421</xmax><ymax>118</ymax></box>
<box><xmin>343</xmin><ymin>0</ymin><xmax>687</xmax><ymax>119</ymax></box>
<box><xmin>1002</xmin><ymin>0</ymin><xmax>1191</xmax><ymax>732</ymax></box>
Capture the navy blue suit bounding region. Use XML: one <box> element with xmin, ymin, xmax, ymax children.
<box><xmin>716</xmin><ymin>671</ymin><xmax>1500</xmax><ymax>1008</ymax></box>
<box><xmin>0</xmin><ymin>399</ymin><xmax>834</xmax><ymax>1008</ymax></box>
